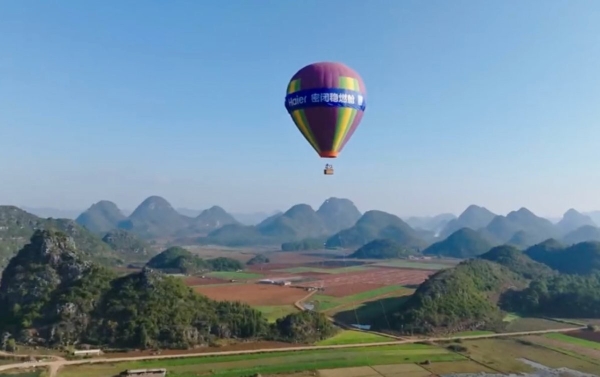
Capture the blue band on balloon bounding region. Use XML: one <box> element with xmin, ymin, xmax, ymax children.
<box><xmin>285</xmin><ymin>88</ymin><xmax>367</xmax><ymax>113</ymax></box>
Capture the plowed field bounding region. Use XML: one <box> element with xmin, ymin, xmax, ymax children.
<box><xmin>296</xmin><ymin>268</ymin><xmax>434</xmax><ymax>297</ymax></box>
<box><xmin>194</xmin><ymin>284</ymin><xmax>308</xmax><ymax>305</ymax></box>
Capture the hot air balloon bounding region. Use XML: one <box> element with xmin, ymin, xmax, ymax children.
<box><xmin>284</xmin><ymin>62</ymin><xmax>367</xmax><ymax>175</ymax></box>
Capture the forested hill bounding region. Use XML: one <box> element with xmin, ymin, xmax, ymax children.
<box><xmin>0</xmin><ymin>230</ymin><xmax>336</xmax><ymax>349</ymax></box>
<box><xmin>386</xmin><ymin>242</ymin><xmax>600</xmax><ymax>335</ymax></box>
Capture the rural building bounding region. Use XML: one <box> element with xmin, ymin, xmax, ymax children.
<box><xmin>120</xmin><ymin>368</ymin><xmax>167</xmax><ymax>377</ymax></box>
<box><xmin>258</xmin><ymin>279</ymin><xmax>275</xmax><ymax>284</ymax></box>
<box><xmin>72</xmin><ymin>349</ymin><xmax>102</xmax><ymax>356</ymax></box>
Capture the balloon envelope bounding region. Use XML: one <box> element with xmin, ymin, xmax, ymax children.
<box><xmin>284</xmin><ymin>62</ymin><xmax>366</xmax><ymax>158</ymax></box>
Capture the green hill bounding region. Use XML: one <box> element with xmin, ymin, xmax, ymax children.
<box><xmin>200</xmin><ymin>204</ymin><xmax>334</xmax><ymax>247</ymax></box>
<box><xmin>501</xmin><ymin>273</ymin><xmax>600</xmax><ymax>318</ymax></box>
<box><xmin>146</xmin><ymin>246</ymin><xmax>243</xmax><ymax>274</ymax></box>
<box><xmin>439</xmin><ymin>205</ymin><xmax>496</xmax><ymax>239</ymax></box>
<box><xmin>246</xmin><ymin>254</ymin><xmax>270</xmax><ymax>265</ymax></box>
<box><xmin>485</xmin><ymin>208</ymin><xmax>559</xmax><ymax>244</ymax></box>
<box><xmin>478</xmin><ymin>245</ymin><xmax>555</xmax><ymax>280</ymax></box>
<box><xmin>185</xmin><ymin>206</ymin><xmax>240</xmax><ymax>235</ymax></box>
<box><xmin>557</xmin><ymin>209</ymin><xmax>596</xmax><ymax>235</ymax></box>
<box><xmin>389</xmin><ymin>259</ymin><xmax>526</xmax><ymax>335</ymax></box>
<box><xmin>525</xmin><ymin>240</ymin><xmax>600</xmax><ymax>275</ymax></box>
<box><xmin>325</xmin><ymin>210</ymin><xmax>426</xmax><ymax>249</ymax></box>
<box><xmin>281</xmin><ymin>237</ymin><xmax>326</xmax><ymax>251</ymax></box>
<box><xmin>563</xmin><ymin>225</ymin><xmax>600</xmax><ymax>245</ymax></box>
<box><xmin>75</xmin><ymin>200</ymin><xmax>125</xmax><ymax>234</ymax></box>
<box><xmin>257</xmin><ymin>204</ymin><xmax>328</xmax><ymax>239</ymax></box>
<box><xmin>118</xmin><ymin>196</ymin><xmax>193</xmax><ymax>239</ymax></box>
<box><xmin>349</xmin><ymin>239</ymin><xmax>418</xmax><ymax>259</ymax></box>
<box><xmin>316</xmin><ymin>197</ymin><xmax>362</xmax><ymax>234</ymax></box>
<box><xmin>506</xmin><ymin>230</ymin><xmax>538</xmax><ymax>249</ymax></box>
<box><xmin>422</xmin><ymin>228</ymin><xmax>492</xmax><ymax>258</ymax></box>
<box><xmin>0</xmin><ymin>206</ymin><xmax>120</xmax><ymax>269</ymax></box>
<box><xmin>101</xmin><ymin>229</ymin><xmax>153</xmax><ymax>260</ymax></box>
<box><xmin>0</xmin><ymin>230</ymin><xmax>338</xmax><ymax>349</ymax></box>
<box><xmin>0</xmin><ymin>229</ymin><xmax>118</xmax><ymax>343</ymax></box>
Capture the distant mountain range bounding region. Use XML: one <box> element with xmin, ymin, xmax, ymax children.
<box><xmin>10</xmin><ymin>198</ymin><xmax>600</xmax><ymax>258</ymax></box>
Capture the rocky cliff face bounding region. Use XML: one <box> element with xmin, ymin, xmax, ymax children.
<box><xmin>0</xmin><ymin>230</ymin><xmax>114</xmax><ymax>346</ymax></box>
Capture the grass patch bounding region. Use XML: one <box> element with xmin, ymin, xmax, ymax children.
<box><xmin>503</xmin><ymin>313</ymin><xmax>520</xmax><ymax>322</ymax></box>
<box><xmin>0</xmin><ymin>372</ymin><xmax>42</xmax><ymax>377</ymax></box>
<box><xmin>57</xmin><ymin>344</ymin><xmax>463</xmax><ymax>377</ymax></box>
<box><xmin>372</xmin><ymin>260</ymin><xmax>450</xmax><ymax>270</ymax></box>
<box><xmin>545</xmin><ymin>333</ymin><xmax>600</xmax><ymax>350</ymax></box>
<box><xmin>314</xmin><ymin>285</ymin><xmax>409</xmax><ymax>312</ymax></box>
<box><xmin>316</xmin><ymin>330</ymin><xmax>392</xmax><ymax>346</ymax></box>
<box><xmin>206</xmin><ymin>271</ymin><xmax>263</xmax><ymax>280</ymax></box>
<box><xmin>255</xmin><ymin>305</ymin><xmax>298</xmax><ymax>322</ymax></box>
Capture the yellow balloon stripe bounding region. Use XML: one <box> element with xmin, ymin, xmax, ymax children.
<box><xmin>332</xmin><ymin>77</ymin><xmax>359</xmax><ymax>151</ymax></box>
<box><xmin>287</xmin><ymin>79</ymin><xmax>320</xmax><ymax>153</ymax></box>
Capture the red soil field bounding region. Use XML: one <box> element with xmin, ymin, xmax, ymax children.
<box><xmin>295</xmin><ymin>268</ymin><xmax>433</xmax><ymax>297</ymax></box>
<box><xmin>194</xmin><ymin>284</ymin><xmax>309</xmax><ymax>305</ymax></box>
<box><xmin>568</xmin><ymin>330</ymin><xmax>600</xmax><ymax>343</ymax></box>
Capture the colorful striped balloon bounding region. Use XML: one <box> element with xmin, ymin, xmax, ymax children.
<box><xmin>284</xmin><ymin>62</ymin><xmax>366</xmax><ymax>158</ymax></box>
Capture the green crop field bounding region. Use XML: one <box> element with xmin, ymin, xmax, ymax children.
<box><xmin>206</xmin><ymin>271</ymin><xmax>263</xmax><ymax>280</ymax></box>
<box><xmin>255</xmin><ymin>305</ymin><xmax>298</xmax><ymax>322</ymax></box>
<box><xmin>545</xmin><ymin>333</ymin><xmax>600</xmax><ymax>350</ymax></box>
<box><xmin>0</xmin><ymin>372</ymin><xmax>41</xmax><ymax>377</ymax></box>
<box><xmin>331</xmin><ymin>295</ymin><xmax>411</xmax><ymax>327</ymax></box>
<box><xmin>316</xmin><ymin>330</ymin><xmax>392</xmax><ymax>346</ymax></box>
<box><xmin>57</xmin><ymin>344</ymin><xmax>463</xmax><ymax>377</ymax></box>
<box><xmin>502</xmin><ymin>317</ymin><xmax>575</xmax><ymax>333</ymax></box>
<box><xmin>313</xmin><ymin>285</ymin><xmax>410</xmax><ymax>312</ymax></box>
<box><xmin>371</xmin><ymin>260</ymin><xmax>451</xmax><ymax>270</ymax></box>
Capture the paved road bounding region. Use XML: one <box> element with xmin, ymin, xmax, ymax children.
<box><xmin>0</xmin><ymin>326</ymin><xmax>586</xmax><ymax>376</ymax></box>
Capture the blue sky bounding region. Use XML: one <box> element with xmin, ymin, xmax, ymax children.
<box><xmin>1</xmin><ymin>1</ymin><xmax>600</xmax><ymax>217</ymax></box>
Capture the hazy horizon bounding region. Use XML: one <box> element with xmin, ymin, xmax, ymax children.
<box><xmin>2</xmin><ymin>1</ymin><xmax>600</xmax><ymax>218</ymax></box>
<box><xmin>12</xmin><ymin>197</ymin><xmax>600</xmax><ymax>221</ymax></box>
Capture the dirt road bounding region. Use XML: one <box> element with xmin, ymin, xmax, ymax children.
<box><xmin>0</xmin><ymin>326</ymin><xmax>586</xmax><ymax>376</ymax></box>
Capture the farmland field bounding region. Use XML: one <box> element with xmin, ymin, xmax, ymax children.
<box><xmin>57</xmin><ymin>344</ymin><xmax>463</xmax><ymax>377</ymax></box>
<box><xmin>501</xmin><ymin>317</ymin><xmax>579</xmax><ymax>333</ymax></box>
<box><xmin>194</xmin><ymin>284</ymin><xmax>309</xmax><ymax>306</ymax></box>
<box><xmin>183</xmin><ymin>276</ymin><xmax>230</xmax><ymax>286</ymax></box>
<box><xmin>545</xmin><ymin>332</ymin><xmax>600</xmax><ymax>349</ymax></box>
<box><xmin>316</xmin><ymin>330</ymin><xmax>392</xmax><ymax>345</ymax></box>
<box><xmin>331</xmin><ymin>295</ymin><xmax>412</xmax><ymax>327</ymax></box>
<box><xmin>275</xmin><ymin>266</ymin><xmax>369</xmax><ymax>275</ymax></box>
<box><xmin>372</xmin><ymin>260</ymin><xmax>452</xmax><ymax>270</ymax></box>
<box><xmin>311</xmin><ymin>285</ymin><xmax>411</xmax><ymax>312</ymax></box>
<box><xmin>567</xmin><ymin>329</ymin><xmax>600</xmax><ymax>344</ymax></box>
<box><xmin>295</xmin><ymin>268</ymin><xmax>432</xmax><ymax>297</ymax></box>
<box><xmin>457</xmin><ymin>337</ymin><xmax>600</xmax><ymax>374</ymax></box>
<box><xmin>206</xmin><ymin>271</ymin><xmax>263</xmax><ymax>280</ymax></box>
<box><xmin>522</xmin><ymin>333</ymin><xmax>600</xmax><ymax>365</ymax></box>
<box><xmin>255</xmin><ymin>305</ymin><xmax>299</xmax><ymax>322</ymax></box>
